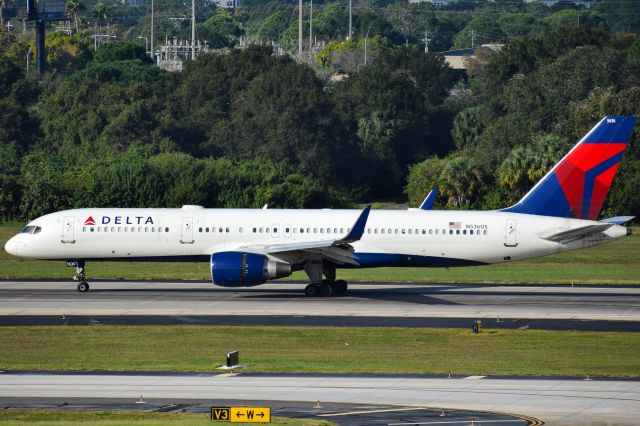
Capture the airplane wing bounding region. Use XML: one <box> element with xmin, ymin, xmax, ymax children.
<box><xmin>539</xmin><ymin>223</ymin><xmax>613</xmax><ymax>243</ymax></box>
<box><xmin>230</xmin><ymin>205</ymin><xmax>371</xmax><ymax>266</ymax></box>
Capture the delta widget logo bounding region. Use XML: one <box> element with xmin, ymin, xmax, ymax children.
<box><xmin>84</xmin><ymin>216</ymin><xmax>96</xmax><ymax>226</ymax></box>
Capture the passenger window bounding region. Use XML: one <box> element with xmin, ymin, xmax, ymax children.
<box><xmin>199</xmin><ymin>227</ymin><xmax>203</xmax><ymax>233</ymax></box>
<box><xmin>138</xmin><ymin>227</ymin><xmax>142</xmax><ymax>232</ymax></box>
<box><xmin>239</xmin><ymin>227</ymin><xmax>243</xmax><ymax>233</ymax></box>
<box><xmin>313</xmin><ymin>228</ymin><xmax>317</xmax><ymax>233</ymax></box>
<box><xmin>408</xmin><ymin>229</ymin><xmax>412</xmax><ymax>235</ymax></box>
<box><xmin>83</xmin><ymin>227</ymin><xmax>86</xmax><ymax>232</ymax></box>
<box><xmin>259</xmin><ymin>227</ymin><xmax>263</xmax><ymax>233</ymax></box>
<box><xmin>131</xmin><ymin>227</ymin><xmax>135</xmax><ymax>233</ymax></box>
<box><xmin>484</xmin><ymin>230</ymin><xmax>488</xmax><ymax>235</ymax></box>
<box><xmin>320</xmin><ymin>228</ymin><xmax>324</xmax><ymax>234</ymax></box>
<box><xmin>449</xmin><ymin>230</ymin><xmax>453</xmax><ymax>235</ymax></box>
<box><xmin>340</xmin><ymin>228</ymin><xmax>344</xmax><ymax>233</ymax></box>
<box><xmin>219</xmin><ymin>227</ymin><xmax>223</xmax><ymax>233</ymax></box>
<box><xmin>381</xmin><ymin>229</ymin><xmax>385</xmax><ymax>234</ymax></box>
<box><xmin>470</xmin><ymin>230</ymin><xmax>474</xmax><ymax>235</ymax></box>
<box><xmin>286</xmin><ymin>228</ymin><xmax>290</xmax><ymax>233</ymax></box>
<box><xmin>463</xmin><ymin>230</ymin><xmax>467</xmax><ymax>235</ymax></box>
<box><xmin>165</xmin><ymin>227</ymin><xmax>169</xmax><ymax>232</ymax></box>
<box><xmin>429</xmin><ymin>229</ymin><xmax>432</xmax><ymax>234</ymax></box>
<box><xmin>402</xmin><ymin>229</ymin><xmax>406</xmax><ymax>234</ymax></box>
<box><xmin>97</xmin><ymin>227</ymin><xmax>101</xmax><ymax>232</ymax></box>
<box><xmin>456</xmin><ymin>230</ymin><xmax>460</xmax><ymax>235</ymax></box>
<box><xmin>374</xmin><ymin>229</ymin><xmax>378</xmax><ymax>234</ymax></box>
<box><xmin>226</xmin><ymin>227</ymin><xmax>230</xmax><ymax>233</ymax></box>
<box><xmin>333</xmin><ymin>228</ymin><xmax>338</xmax><ymax>233</ymax></box>
<box><xmin>253</xmin><ymin>228</ymin><xmax>257</xmax><ymax>233</ymax></box>
<box><xmin>435</xmin><ymin>229</ymin><xmax>439</xmax><ymax>235</ymax></box>
<box><xmin>145</xmin><ymin>227</ymin><xmax>149</xmax><ymax>232</ymax></box>
<box><xmin>273</xmin><ymin>228</ymin><xmax>278</xmax><ymax>233</ymax></box>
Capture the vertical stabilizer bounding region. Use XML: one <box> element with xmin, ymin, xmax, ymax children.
<box><xmin>502</xmin><ymin>116</ymin><xmax>637</xmax><ymax>220</ymax></box>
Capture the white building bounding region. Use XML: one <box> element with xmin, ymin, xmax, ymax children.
<box><xmin>524</xmin><ymin>0</ymin><xmax>596</xmax><ymax>7</ymax></box>
<box><xmin>408</xmin><ymin>0</ymin><xmax>458</xmax><ymax>7</ymax></box>
<box><xmin>212</xmin><ymin>0</ymin><xmax>237</xmax><ymax>9</ymax></box>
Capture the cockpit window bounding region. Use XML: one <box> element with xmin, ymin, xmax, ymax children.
<box><xmin>20</xmin><ymin>226</ymin><xmax>41</xmax><ymax>234</ymax></box>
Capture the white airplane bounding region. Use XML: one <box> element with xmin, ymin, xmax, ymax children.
<box><xmin>4</xmin><ymin>116</ymin><xmax>637</xmax><ymax>296</ymax></box>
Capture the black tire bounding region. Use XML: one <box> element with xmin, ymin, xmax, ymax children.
<box><xmin>320</xmin><ymin>283</ymin><xmax>333</xmax><ymax>297</ymax></box>
<box><xmin>334</xmin><ymin>279</ymin><xmax>348</xmax><ymax>293</ymax></box>
<box><xmin>77</xmin><ymin>282</ymin><xmax>90</xmax><ymax>293</ymax></box>
<box><xmin>305</xmin><ymin>284</ymin><xmax>319</xmax><ymax>297</ymax></box>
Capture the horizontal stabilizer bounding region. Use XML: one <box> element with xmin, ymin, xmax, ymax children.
<box><xmin>602</xmin><ymin>216</ymin><xmax>635</xmax><ymax>225</ymax></box>
<box><xmin>540</xmin><ymin>223</ymin><xmax>612</xmax><ymax>243</ymax></box>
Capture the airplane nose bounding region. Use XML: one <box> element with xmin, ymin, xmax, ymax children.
<box><xmin>4</xmin><ymin>236</ymin><xmax>17</xmax><ymax>256</ymax></box>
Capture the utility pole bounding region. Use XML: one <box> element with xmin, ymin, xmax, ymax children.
<box><xmin>298</xmin><ymin>0</ymin><xmax>302</xmax><ymax>56</ymax></box>
<box><xmin>309</xmin><ymin>0</ymin><xmax>312</xmax><ymax>59</ymax></box>
<box><xmin>348</xmin><ymin>0</ymin><xmax>352</xmax><ymax>40</ymax></box>
<box><xmin>424</xmin><ymin>29</ymin><xmax>429</xmax><ymax>53</ymax></box>
<box><xmin>470</xmin><ymin>29</ymin><xmax>475</xmax><ymax>48</ymax></box>
<box><xmin>150</xmin><ymin>0</ymin><xmax>154</xmax><ymax>60</ymax></box>
<box><xmin>191</xmin><ymin>0</ymin><xmax>195</xmax><ymax>60</ymax></box>
<box><xmin>364</xmin><ymin>25</ymin><xmax>371</xmax><ymax>65</ymax></box>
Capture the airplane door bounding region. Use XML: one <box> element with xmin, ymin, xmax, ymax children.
<box><xmin>504</xmin><ymin>219</ymin><xmax>518</xmax><ymax>247</ymax></box>
<box><xmin>181</xmin><ymin>217</ymin><xmax>194</xmax><ymax>244</ymax></box>
<box><xmin>62</xmin><ymin>216</ymin><xmax>75</xmax><ymax>243</ymax></box>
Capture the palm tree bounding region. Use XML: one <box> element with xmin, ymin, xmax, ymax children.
<box><xmin>66</xmin><ymin>0</ymin><xmax>85</xmax><ymax>34</ymax></box>
<box><xmin>93</xmin><ymin>0</ymin><xmax>109</xmax><ymax>49</ymax></box>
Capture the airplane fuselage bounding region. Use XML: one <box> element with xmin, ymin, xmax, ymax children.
<box><xmin>6</xmin><ymin>206</ymin><xmax>628</xmax><ymax>268</ymax></box>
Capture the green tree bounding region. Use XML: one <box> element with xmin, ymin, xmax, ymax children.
<box><xmin>453</xmin><ymin>16</ymin><xmax>506</xmax><ymax>49</ymax></box>
<box><xmin>65</xmin><ymin>0</ymin><xmax>84</xmax><ymax>34</ymax></box>
<box><xmin>93</xmin><ymin>40</ymin><xmax>151</xmax><ymax>63</ymax></box>
<box><xmin>200</xmin><ymin>9</ymin><xmax>244</xmax><ymax>48</ymax></box>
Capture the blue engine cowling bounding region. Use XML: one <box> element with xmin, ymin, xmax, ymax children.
<box><xmin>211</xmin><ymin>251</ymin><xmax>292</xmax><ymax>287</ymax></box>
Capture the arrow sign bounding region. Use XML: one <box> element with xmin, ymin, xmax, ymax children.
<box><xmin>230</xmin><ymin>407</ymin><xmax>271</xmax><ymax>423</ymax></box>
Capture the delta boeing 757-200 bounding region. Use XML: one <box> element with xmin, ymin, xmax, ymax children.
<box><xmin>4</xmin><ymin>116</ymin><xmax>638</xmax><ymax>296</ymax></box>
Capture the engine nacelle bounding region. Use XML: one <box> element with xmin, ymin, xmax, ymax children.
<box><xmin>211</xmin><ymin>251</ymin><xmax>292</xmax><ymax>287</ymax></box>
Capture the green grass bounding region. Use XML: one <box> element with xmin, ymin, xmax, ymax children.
<box><xmin>0</xmin><ymin>410</ymin><xmax>333</xmax><ymax>426</ymax></box>
<box><xmin>1</xmin><ymin>227</ymin><xmax>639</xmax><ymax>284</ymax></box>
<box><xmin>1</xmin><ymin>326</ymin><xmax>639</xmax><ymax>377</ymax></box>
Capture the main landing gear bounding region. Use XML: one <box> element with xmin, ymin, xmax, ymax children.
<box><xmin>303</xmin><ymin>260</ymin><xmax>348</xmax><ymax>297</ymax></box>
<box><xmin>67</xmin><ymin>260</ymin><xmax>90</xmax><ymax>292</ymax></box>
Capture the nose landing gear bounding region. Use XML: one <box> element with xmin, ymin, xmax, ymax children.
<box><xmin>67</xmin><ymin>260</ymin><xmax>90</xmax><ymax>292</ymax></box>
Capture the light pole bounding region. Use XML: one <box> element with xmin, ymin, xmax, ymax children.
<box><xmin>137</xmin><ymin>36</ymin><xmax>149</xmax><ymax>55</ymax></box>
<box><xmin>364</xmin><ymin>25</ymin><xmax>372</xmax><ymax>66</ymax></box>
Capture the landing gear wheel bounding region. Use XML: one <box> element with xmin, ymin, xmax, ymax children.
<box><xmin>320</xmin><ymin>283</ymin><xmax>333</xmax><ymax>297</ymax></box>
<box><xmin>333</xmin><ymin>279</ymin><xmax>348</xmax><ymax>293</ymax></box>
<box><xmin>77</xmin><ymin>282</ymin><xmax>90</xmax><ymax>293</ymax></box>
<box><xmin>305</xmin><ymin>284</ymin><xmax>320</xmax><ymax>297</ymax></box>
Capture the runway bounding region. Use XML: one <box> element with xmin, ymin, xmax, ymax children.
<box><xmin>1</xmin><ymin>372</ymin><xmax>638</xmax><ymax>425</ymax></box>
<box><xmin>1</xmin><ymin>281</ymin><xmax>640</xmax><ymax>325</ymax></box>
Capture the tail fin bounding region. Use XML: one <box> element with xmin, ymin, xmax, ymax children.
<box><xmin>502</xmin><ymin>116</ymin><xmax>637</xmax><ymax>220</ymax></box>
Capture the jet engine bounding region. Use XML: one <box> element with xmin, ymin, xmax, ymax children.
<box><xmin>211</xmin><ymin>251</ymin><xmax>292</xmax><ymax>287</ymax></box>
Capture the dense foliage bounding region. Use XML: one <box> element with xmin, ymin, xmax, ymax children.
<box><xmin>1</xmin><ymin>0</ymin><xmax>640</xmax><ymax>222</ymax></box>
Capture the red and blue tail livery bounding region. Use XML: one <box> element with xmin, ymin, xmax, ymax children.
<box><xmin>502</xmin><ymin>116</ymin><xmax>637</xmax><ymax>220</ymax></box>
